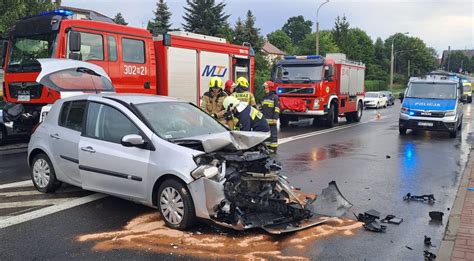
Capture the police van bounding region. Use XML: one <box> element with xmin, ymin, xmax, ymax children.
<box><xmin>399</xmin><ymin>76</ymin><xmax>463</xmax><ymax>138</ymax></box>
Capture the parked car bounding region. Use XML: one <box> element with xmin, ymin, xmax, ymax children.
<box><xmin>381</xmin><ymin>91</ymin><xmax>395</xmax><ymax>106</ymax></box>
<box><xmin>363</xmin><ymin>92</ymin><xmax>388</xmax><ymax>109</ymax></box>
<box><xmin>28</xmin><ymin>59</ymin><xmax>351</xmax><ymax>234</ymax></box>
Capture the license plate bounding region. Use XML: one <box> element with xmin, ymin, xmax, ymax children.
<box><xmin>418</xmin><ymin>122</ymin><xmax>433</xmax><ymax>127</ymax></box>
<box><xmin>17</xmin><ymin>95</ymin><xmax>30</xmax><ymax>102</ymax></box>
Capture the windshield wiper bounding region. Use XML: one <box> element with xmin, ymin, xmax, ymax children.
<box><xmin>77</xmin><ymin>67</ymin><xmax>101</xmax><ymax>77</ymax></box>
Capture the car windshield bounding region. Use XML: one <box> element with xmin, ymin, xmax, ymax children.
<box><xmin>406</xmin><ymin>83</ymin><xmax>457</xmax><ymax>99</ymax></box>
<box><xmin>7</xmin><ymin>33</ymin><xmax>57</xmax><ymax>73</ymax></box>
<box><xmin>274</xmin><ymin>65</ymin><xmax>323</xmax><ymax>83</ymax></box>
<box><xmin>135</xmin><ymin>102</ymin><xmax>227</xmax><ymax>140</ymax></box>
<box><xmin>365</xmin><ymin>92</ymin><xmax>379</xmax><ymax>98</ymax></box>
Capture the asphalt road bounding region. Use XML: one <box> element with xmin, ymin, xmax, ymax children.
<box><xmin>0</xmin><ymin>102</ymin><xmax>471</xmax><ymax>260</ymax></box>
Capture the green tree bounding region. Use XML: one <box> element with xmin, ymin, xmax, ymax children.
<box><xmin>113</xmin><ymin>12</ymin><xmax>128</xmax><ymax>25</ymax></box>
<box><xmin>232</xmin><ymin>18</ymin><xmax>245</xmax><ymax>44</ymax></box>
<box><xmin>182</xmin><ymin>0</ymin><xmax>230</xmax><ymax>37</ymax></box>
<box><xmin>332</xmin><ymin>15</ymin><xmax>350</xmax><ymax>52</ymax></box>
<box><xmin>267</xmin><ymin>30</ymin><xmax>296</xmax><ymax>54</ymax></box>
<box><xmin>445</xmin><ymin>51</ymin><xmax>469</xmax><ymax>73</ymax></box>
<box><xmin>297</xmin><ymin>31</ymin><xmax>339</xmax><ymax>56</ymax></box>
<box><xmin>282</xmin><ymin>15</ymin><xmax>313</xmax><ymax>45</ymax></box>
<box><xmin>147</xmin><ymin>0</ymin><xmax>172</xmax><ymax>35</ymax></box>
<box><xmin>0</xmin><ymin>0</ymin><xmax>56</xmax><ymax>35</ymax></box>
<box><xmin>242</xmin><ymin>10</ymin><xmax>264</xmax><ymax>51</ymax></box>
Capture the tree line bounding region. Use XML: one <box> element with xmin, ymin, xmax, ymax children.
<box><xmin>0</xmin><ymin>0</ymin><xmax>449</xmax><ymax>92</ymax></box>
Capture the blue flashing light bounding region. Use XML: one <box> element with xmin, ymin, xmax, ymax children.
<box><xmin>39</xmin><ymin>9</ymin><xmax>74</xmax><ymax>17</ymax></box>
<box><xmin>409</xmin><ymin>111</ymin><xmax>415</xmax><ymax>116</ymax></box>
<box><xmin>284</xmin><ymin>55</ymin><xmax>322</xmax><ymax>60</ymax></box>
<box><xmin>284</xmin><ymin>56</ymin><xmax>296</xmax><ymax>60</ymax></box>
<box><xmin>277</xmin><ymin>88</ymin><xmax>283</xmax><ymax>94</ymax></box>
<box><xmin>306</xmin><ymin>55</ymin><xmax>322</xmax><ymax>59</ymax></box>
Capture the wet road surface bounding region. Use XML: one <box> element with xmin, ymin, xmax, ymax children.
<box><xmin>0</xmin><ymin>102</ymin><xmax>472</xmax><ymax>260</ymax></box>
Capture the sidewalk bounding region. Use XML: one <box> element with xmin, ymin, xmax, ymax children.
<box><xmin>439</xmin><ymin>149</ymin><xmax>474</xmax><ymax>260</ymax></box>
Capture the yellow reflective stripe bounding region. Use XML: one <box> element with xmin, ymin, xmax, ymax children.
<box><xmin>263</xmin><ymin>100</ymin><xmax>274</xmax><ymax>107</ymax></box>
<box><xmin>250</xmin><ymin>108</ymin><xmax>263</xmax><ymax>120</ymax></box>
<box><xmin>267</xmin><ymin>143</ymin><xmax>278</xmax><ymax>148</ymax></box>
<box><xmin>275</xmin><ymin>108</ymin><xmax>280</xmax><ymax>113</ymax></box>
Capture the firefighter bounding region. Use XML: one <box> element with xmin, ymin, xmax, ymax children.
<box><xmin>261</xmin><ymin>81</ymin><xmax>280</xmax><ymax>153</ymax></box>
<box><xmin>232</xmin><ymin>76</ymin><xmax>256</xmax><ymax>106</ymax></box>
<box><xmin>223</xmin><ymin>96</ymin><xmax>270</xmax><ymax>132</ymax></box>
<box><xmin>200</xmin><ymin>76</ymin><xmax>228</xmax><ymax>124</ymax></box>
<box><xmin>224</xmin><ymin>79</ymin><xmax>235</xmax><ymax>95</ymax></box>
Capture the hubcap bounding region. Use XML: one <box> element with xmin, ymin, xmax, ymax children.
<box><xmin>33</xmin><ymin>159</ymin><xmax>50</xmax><ymax>188</ymax></box>
<box><xmin>160</xmin><ymin>187</ymin><xmax>184</xmax><ymax>225</ymax></box>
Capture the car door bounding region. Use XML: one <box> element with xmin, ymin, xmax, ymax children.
<box><xmin>48</xmin><ymin>100</ymin><xmax>86</xmax><ymax>186</ymax></box>
<box><xmin>78</xmin><ymin>101</ymin><xmax>150</xmax><ymax>200</ymax></box>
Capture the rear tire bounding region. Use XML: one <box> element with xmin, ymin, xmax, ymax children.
<box><xmin>31</xmin><ymin>153</ymin><xmax>62</xmax><ymax>193</ymax></box>
<box><xmin>399</xmin><ymin>128</ymin><xmax>407</xmax><ymax>135</ymax></box>
<box><xmin>157</xmin><ymin>179</ymin><xmax>196</xmax><ymax>230</ymax></box>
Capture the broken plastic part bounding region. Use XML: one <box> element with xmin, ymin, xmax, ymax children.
<box><xmin>403</xmin><ymin>193</ymin><xmax>435</xmax><ymax>203</ymax></box>
<box><xmin>311</xmin><ymin>181</ymin><xmax>353</xmax><ymax>217</ymax></box>
<box><xmin>429</xmin><ymin>211</ymin><xmax>444</xmax><ymax>222</ymax></box>
<box><xmin>423</xmin><ymin>250</ymin><xmax>436</xmax><ymax>260</ymax></box>
<box><xmin>424</xmin><ymin>236</ymin><xmax>433</xmax><ymax>247</ymax></box>
<box><xmin>381</xmin><ymin>215</ymin><xmax>403</xmax><ymax>224</ymax></box>
<box><xmin>363</xmin><ymin>221</ymin><xmax>386</xmax><ymax>233</ymax></box>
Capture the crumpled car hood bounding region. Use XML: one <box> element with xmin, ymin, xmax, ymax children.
<box><xmin>178</xmin><ymin>131</ymin><xmax>270</xmax><ymax>153</ymax></box>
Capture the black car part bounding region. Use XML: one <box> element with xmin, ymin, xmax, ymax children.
<box><xmin>403</xmin><ymin>193</ymin><xmax>435</xmax><ymax>203</ymax></box>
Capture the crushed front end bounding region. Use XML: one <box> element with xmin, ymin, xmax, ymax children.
<box><xmin>188</xmin><ymin>144</ymin><xmax>352</xmax><ymax>234</ymax></box>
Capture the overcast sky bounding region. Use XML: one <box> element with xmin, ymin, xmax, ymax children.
<box><xmin>62</xmin><ymin>0</ymin><xmax>473</xmax><ymax>57</ymax></box>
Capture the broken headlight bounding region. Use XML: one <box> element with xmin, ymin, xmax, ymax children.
<box><xmin>191</xmin><ymin>165</ymin><xmax>219</xmax><ymax>179</ymax></box>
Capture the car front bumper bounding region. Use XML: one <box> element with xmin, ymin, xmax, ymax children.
<box><xmin>399</xmin><ymin>113</ymin><xmax>458</xmax><ymax>132</ymax></box>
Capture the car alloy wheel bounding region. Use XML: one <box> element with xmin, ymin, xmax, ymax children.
<box><xmin>33</xmin><ymin>158</ymin><xmax>51</xmax><ymax>189</ymax></box>
<box><xmin>160</xmin><ymin>187</ymin><xmax>185</xmax><ymax>225</ymax></box>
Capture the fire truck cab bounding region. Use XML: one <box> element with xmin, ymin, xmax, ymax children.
<box><xmin>273</xmin><ymin>53</ymin><xmax>365</xmax><ymax>128</ymax></box>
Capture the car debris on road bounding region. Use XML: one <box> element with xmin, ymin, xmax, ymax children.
<box><xmin>354</xmin><ymin>209</ymin><xmax>387</xmax><ymax>233</ymax></box>
<box><xmin>428</xmin><ymin>211</ymin><xmax>444</xmax><ymax>222</ymax></box>
<box><xmin>403</xmin><ymin>193</ymin><xmax>435</xmax><ymax>203</ymax></box>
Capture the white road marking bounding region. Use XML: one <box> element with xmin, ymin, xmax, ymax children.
<box><xmin>0</xmin><ymin>180</ymin><xmax>32</xmax><ymax>189</ymax></box>
<box><xmin>0</xmin><ymin>198</ymin><xmax>72</xmax><ymax>209</ymax></box>
<box><xmin>0</xmin><ymin>190</ymin><xmax>43</xmax><ymax>197</ymax></box>
<box><xmin>0</xmin><ymin>193</ymin><xmax>107</xmax><ymax>229</ymax></box>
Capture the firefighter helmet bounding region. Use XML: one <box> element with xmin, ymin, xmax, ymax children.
<box><xmin>236</xmin><ymin>77</ymin><xmax>249</xmax><ymax>89</ymax></box>
<box><xmin>223</xmin><ymin>96</ymin><xmax>240</xmax><ymax>111</ymax></box>
<box><xmin>225</xmin><ymin>80</ymin><xmax>235</xmax><ymax>93</ymax></box>
<box><xmin>263</xmin><ymin>81</ymin><xmax>276</xmax><ymax>92</ymax></box>
<box><xmin>209</xmin><ymin>77</ymin><xmax>223</xmax><ymax>89</ymax></box>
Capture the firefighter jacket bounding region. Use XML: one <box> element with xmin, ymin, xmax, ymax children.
<box><xmin>232</xmin><ymin>88</ymin><xmax>256</xmax><ymax>106</ymax></box>
<box><xmin>261</xmin><ymin>92</ymin><xmax>280</xmax><ymax>125</ymax></box>
<box><xmin>235</xmin><ymin>105</ymin><xmax>270</xmax><ymax>132</ymax></box>
<box><xmin>200</xmin><ymin>90</ymin><xmax>228</xmax><ymax>123</ymax></box>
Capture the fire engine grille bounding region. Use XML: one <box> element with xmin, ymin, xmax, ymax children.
<box><xmin>8</xmin><ymin>82</ymin><xmax>43</xmax><ymax>99</ymax></box>
<box><xmin>277</xmin><ymin>87</ymin><xmax>314</xmax><ymax>95</ymax></box>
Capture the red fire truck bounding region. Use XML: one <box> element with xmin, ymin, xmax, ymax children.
<box><xmin>0</xmin><ymin>9</ymin><xmax>254</xmax><ymax>137</ymax></box>
<box><xmin>272</xmin><ymin>53</ymin><xmax>365</xmax><ymax>127</ymax></box>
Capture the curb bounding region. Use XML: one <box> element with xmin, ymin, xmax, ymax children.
<box><xmin>438</xmin><ymin>148</ymin><xmax>473</xmax><ymax>260</ymax></box>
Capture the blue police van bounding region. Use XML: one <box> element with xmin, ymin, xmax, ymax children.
<box><xmin>399</xmin><ymin>76</ymin><xmax>463</xmax><ymax>138</ymax></box>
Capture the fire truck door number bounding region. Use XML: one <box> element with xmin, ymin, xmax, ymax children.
<box><xmin>124</xmin><ymin>65</ymin><xmax>147</xmax><ymax>76</ymax></box>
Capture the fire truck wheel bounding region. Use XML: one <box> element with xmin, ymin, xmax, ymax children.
<box><xmin>280</xmin><ymin>116</ymin><xmax>289</xmax><ymax>127</ymax></box>
<box><xmin>325</xmin><ymin>104</ymin><xmax>335</xmax><ymax>128</ymax></box>
<box><xmin>0</xmin><ymin>125</ymin><xmax>6</xmax><ymax>145</ymax></box>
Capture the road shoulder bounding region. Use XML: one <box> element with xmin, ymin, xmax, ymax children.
<box><xmin>438</xmin><ymin>148</ymin><xmax>474</xmax><ymax>260</ymax></box>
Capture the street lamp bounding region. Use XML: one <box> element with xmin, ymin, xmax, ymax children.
<box><xmin>390</xmin><ymin>32</ymin><xmax>409</xmax><ymax>91</ymax></box>
<box><xmin>316</xmin><ymin>0</ymin><xmax>330</xmax><ymax>55</ymax></box>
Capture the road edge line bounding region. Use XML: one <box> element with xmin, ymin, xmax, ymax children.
<box><xmin>0</xmin><ymin>180</ymin><xmax>32</xmax><ymax>189</ymax></box>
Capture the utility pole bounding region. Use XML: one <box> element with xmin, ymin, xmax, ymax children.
<box><xmin>316</xmin><ymin>0</ymin><xmax>329</xmax><ymax>55</ymax></box>
<box><xmin>390</xmin><ymin>32</ymin><xmax>409</xmax><ymax>91</ymax></box>
<box><xmin>447</xmin><ymin>46</ymin><xmax>451</xmax><ymax>72</ymax></box>
<box><xmin>407</xmin><ymin>60</ymin><xmax>410</xmax><ymax>78</ymax></box>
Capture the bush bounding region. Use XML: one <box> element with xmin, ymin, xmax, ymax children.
<box><xmin>365</xmin><ymin>80</ymin><xmax>388</xmax><ymax>91</ymax></box>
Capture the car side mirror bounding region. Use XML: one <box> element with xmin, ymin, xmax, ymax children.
<box><xmin>121</xmin><ymin>134</ymin><xmax>145</xmax><ymax>148</ymax></box>
<box><xmin>68</xmin><ymin>31</ymin><xmax>81</xmax><ymax>52</ymax></box>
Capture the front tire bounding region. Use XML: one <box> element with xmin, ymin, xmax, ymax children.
<box><xmin>399</xmin><ymin>128</ymin><xmax>407</xmax><ymax>135</ymax></box>
<box><xmin>325</xmin><ymin>103</ymin><xmax>335</xmax><ymax>128</ymax></box>
<box><xmin>280</xmin><ymin>115</ymin><xmax>289</xmax><ymax>127</ymax></box>
<box><xmin>31</xmin><ymin>153</ymin><xmax>62</xmax><ymax>193</ymax></box>
<box><xmin>157</xmin><ymin>179</ymin><xmax>196</xmax><ymax>230</ymax></box>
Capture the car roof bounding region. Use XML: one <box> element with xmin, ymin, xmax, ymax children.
<box><xmin>60</xmin><ymin>93</ymin><xmax>183</xmax><ymax>104</ymax></box>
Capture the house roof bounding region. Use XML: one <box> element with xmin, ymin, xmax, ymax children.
<box><xmin>262</xmin><ymin>42</ymin><xmax>286</xmax><ymax>55</ymax></box>
<box><xmin>441</xmin><ymin>49</ymin><xmax>474</xmax><ymax>64</ymax></box>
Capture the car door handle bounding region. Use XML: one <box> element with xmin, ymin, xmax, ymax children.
<box><xmin>50</xmin><ymin>133</ymin><xmax>60</xmax><ymax>140</ymax></box>
<box><xmin>80</xmin><ymin>146</ymin><xmax>96</xmax><ymax>153</ymax></box>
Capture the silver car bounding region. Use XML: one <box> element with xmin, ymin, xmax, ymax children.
<box><xmin>28</xmin><ymin>60</ymin><xmax>351</xmax><ymax>234</ymax></box>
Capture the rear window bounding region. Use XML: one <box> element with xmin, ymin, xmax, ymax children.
<box><xmin>122</xmin><ymin>38</ymin><xmax>145</xmax><ymax>63</ymax></box>
<box><xmin>41</xmin><ymin>68</ymin><xmax>115</xmax><ymax>92</ymax></box>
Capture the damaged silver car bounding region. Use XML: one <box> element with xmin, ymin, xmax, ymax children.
<box><xmin>29</xmin><ymin>61</ymin><xmax>351</xmax><ymax>234</ymax></box>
